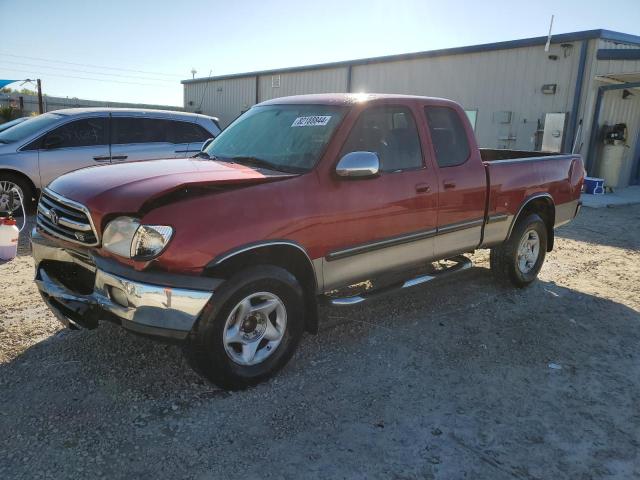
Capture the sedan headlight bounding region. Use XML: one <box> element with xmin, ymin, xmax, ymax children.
<box><xmin>102</xmin><ymin>216</ymin><xmax>173</xmax><ymax>260</ymax></box>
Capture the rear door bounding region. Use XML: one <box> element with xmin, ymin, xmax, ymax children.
<box><xmin>109</xmin><ymin>115</ymin><xmax>176</xmax><ymax>162</ymax></box>
<box><xmin>34</xmin><ymin>115</ymin><xmax>110</xmax><ymax>186</ymax></box>
<box><xmin>424</xmin><ymin>105</ymin><xmax>487</xmax><ymax>258</ymax></box>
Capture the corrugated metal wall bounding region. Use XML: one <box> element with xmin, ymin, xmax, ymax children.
<box><xmin>183</xmin><ymin>76</ymin><xmax>257</xmax><ymax>127</ymax></box>
<box><xmin>594</xmin><ymin>42</ymin><xmax>640</xmax><ymax>75</ymax></box>
<box><xmin>351</xmin><ymin>42</ymin><xmax>580</xmax><ymax>150</ymax></box>
<box><xmin>258</xmin><ymin>67</ymin><xmax>348</xmax><ymax>102</ymax></box>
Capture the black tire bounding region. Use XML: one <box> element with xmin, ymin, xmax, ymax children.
<box><xmin>490</xmin><ymin>213</ymin><xmax>547</xmax><ymax>288</ymax></box>
<box><xmin>0</xmin><ymin>173</ymin><xmax>34</xmax><ymax>216</ymax></box>
<box><xmin>187</xmin><ymin>265</ymin><xmax>305</xmax><ymax>390</ymax></box>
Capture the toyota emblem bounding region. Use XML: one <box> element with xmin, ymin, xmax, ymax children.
<box><xmin>49</xmin><ymin>209</ymin><xmax>59</xmax><ymax>225</ymax></box>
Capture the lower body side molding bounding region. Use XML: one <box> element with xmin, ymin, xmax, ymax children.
<box><xmin>325</xmin><ymin>255</ymin><xmax>473</xmax><ymax>306</ymax></box>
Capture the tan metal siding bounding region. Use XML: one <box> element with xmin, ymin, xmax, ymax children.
<box><xmin>258</xmin><ymin>67</ymin><xmax>348</xmax><ymax>102</ymax></box>
<box><xmin>594</xmin><ymin>56</ymin><xmax>640</xmax><ymax>76</ymax></box>
<box><xmin>351</xmin><ymin>43</ymin><xmax>580</xmax><ymax>150</ymax></box>
<box><xmin>184</xmin><ymin>77</ymin><xmax>256</xmax><ymax>127</ymax></box>
<box><xmin>598</xmin><ymin>39</ymin><xmax>639</xmax><ymax>50</ymax></box>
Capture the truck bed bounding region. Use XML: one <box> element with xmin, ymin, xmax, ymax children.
<box><xmin>479</xmin><ymin>148</ymin><xmax>583</xmax><ymax>248</ymax></box>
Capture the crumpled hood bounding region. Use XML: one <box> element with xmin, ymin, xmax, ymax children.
<box><xmin>47</xmin><ymin>158</ymin><xmax>295</xmax><ymax>227</ymax></box>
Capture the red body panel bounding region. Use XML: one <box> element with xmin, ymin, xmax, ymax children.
<box><xmin>484</xmin><ymin>156</ymin><xmax>584</xmax><ymax>219</ymax></box>
<box><xmin>43</xmin><ymin>94</ymin><xmax>584</xmax><ymax>279</ymax></box>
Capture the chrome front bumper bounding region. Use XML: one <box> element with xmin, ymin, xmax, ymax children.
<box><xmin>31</xmin><ymin>229</ymin><xmax>215</xmax><ymax>341</ymax></box>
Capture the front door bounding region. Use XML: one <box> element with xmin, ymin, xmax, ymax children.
<box><xmin>424</xmin><ymin>105</ymin><xmax>487</xmax><ymax>258</ymax></box>
<box><xmin>321</xmin><ymin>105</ymin><xmax>439</xmax><ymax>291</ymax></box>
<box><xmin>37</xmin><ymin>116</ymin><xmax>110</xmax><ymax>187</ymax></box>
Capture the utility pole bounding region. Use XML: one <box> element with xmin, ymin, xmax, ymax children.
<box><xmin>36</xmin><ymin>79</ymin><xmax>43</xmax><ymax>114</ymax></box>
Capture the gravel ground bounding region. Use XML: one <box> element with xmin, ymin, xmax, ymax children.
<box><xmin>1</xmin><ymin>206</ymin><xmax>639</xmax><ymax>479</ymax></box>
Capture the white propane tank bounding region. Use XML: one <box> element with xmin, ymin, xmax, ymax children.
<box><xmin>598</xmin><ymin>142</ymin><xmax>628</xmax><ymax>190</ymax></box>
<box><xmin>0</xmin><ymin>217</ymin><xmax>19</xmax><ymax>261</ymax></box>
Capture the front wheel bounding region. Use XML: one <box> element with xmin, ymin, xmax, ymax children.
<box><xmin>187</xmin><ymin>265</ymin><xmax>305</xmax><ymax>390</ymax></box>
<box><xmin>490</xmin><ymin>213</ymin><xmax>547</xmax><ymax>288</ymax></box>
<box><xmin>0</xmin><ymin>174</ymin><xmax>33</xmax><ymax>215</ymax></box>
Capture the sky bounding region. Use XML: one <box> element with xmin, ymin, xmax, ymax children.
<box><xmin>1</xmin><ymin>0</ymin><xmax>639</xmax><ymax>107</ymax></box>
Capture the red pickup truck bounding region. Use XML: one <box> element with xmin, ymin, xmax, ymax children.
<box><xmin>32</xmin><ymin>94</ymin><xmax>584</xmax><ymax>389</ymax></box>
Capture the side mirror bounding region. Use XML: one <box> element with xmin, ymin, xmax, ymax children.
<box><xmin>336</xmin><ymin>151</ymin><xmax>380</xmax><ymax>178</ymax></box>
<box><xmin>44</xmin><ymin>134</ymin><xmax>63</xmax><ymax>150</ymax></box>
<box><xmin>201</xmin><ymin>137</ymin><xmax>214</xmax><ymax>151</ymax></box>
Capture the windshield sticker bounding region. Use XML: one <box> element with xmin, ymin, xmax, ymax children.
<box><xmin>291</xmin><ymin>116</ymin><xmax>332</xmax><ymax>127</ymax></box>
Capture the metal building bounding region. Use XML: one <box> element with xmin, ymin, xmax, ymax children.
<box><xmin>182</xmin><ymin>29</ymin><xmax>640</xmax><ymax>186</ymax></box>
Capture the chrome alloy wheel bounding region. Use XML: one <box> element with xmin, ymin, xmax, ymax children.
<box><xmin>223</xmin><ymin>292</ymin><xmax>287</xmax><ymax>366</ymax></box>
<box><xmin>517</xmin><ymin>229</ymin><xmax>540</xmax><ymax>274</ymax></box>
<box><xmin>0</xmin><ymin>181</ymin><xmax>23</xmax><ymax>212</ymax></box>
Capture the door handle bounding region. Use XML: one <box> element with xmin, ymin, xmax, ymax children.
<box><xmin>111</xmin><ymin>155</ymin><xmax>128</xmax><ymax>161</ymax></box>
<box><xmin>415</xmin><ymin>183</ymin><xmax>431</xmax><ymax>193</ymax></box>
<box><xmin>443</xmin><ymin>180</ymin><xmax>456</xmax><ymax>189</ymax></box>
<box><xmin>93</xmin><ymin>155</ymin><xmax>110</xmax><ymax>162</ymax></box>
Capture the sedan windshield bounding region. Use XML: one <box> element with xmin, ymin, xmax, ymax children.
<box><xmin>0</xmin><ymin>112</ymin><xmax>63</xmax><ymax>144</ymax></box>
<box><xmin>205</xmin><ymin>104</ymin><xmax>347</xmax><ymax>172</ymax></box>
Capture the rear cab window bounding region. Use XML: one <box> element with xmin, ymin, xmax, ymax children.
<box><xmin>424</xmin><ymin>106</ymin><xmax>470</xmax><ymax>168</ymax></box>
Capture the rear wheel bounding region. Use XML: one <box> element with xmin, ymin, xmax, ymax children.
<box><xmin>187</xmin><ymin>265</ymin><xmax>305</xmax><ymax>390</ymax></box>
<box><xmin>0</xmin><ymin>174</ymin><xmax>33</xmax><ymax>216</ymax></box>
<box><xmin>490</xmin><ymin>213</ymin><xmax>547</xmax><ymax>288</ymax></box>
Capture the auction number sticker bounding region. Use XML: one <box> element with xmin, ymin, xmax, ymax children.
<box><xmin>291</xmin><ymin>115</ymin><xmax>332</xmax><ymax>127</ymax></box>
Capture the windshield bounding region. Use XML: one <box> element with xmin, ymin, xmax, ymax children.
<box><xmin>205</xmin><ymin>104</ymin><xmax>347</xmax><ymax>172</ymax></box>
<box><xmin>0</xmin><ymin>117</ymin><xmax>28</xmax><ymax>133</ymax></box>
<box><xmin>0</xmin><ymin>112</ymin><xmax>63</xmax><ymax>144</ymax></box>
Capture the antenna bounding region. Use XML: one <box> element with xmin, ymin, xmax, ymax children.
<box><xmin>190</xmin><ymin>68</ymin><xmax>197</xmax><ymax>79</ymax></box>
<box><xmin>197</xmin><ymin>69</ymin><xmax>213</xmax><ymax>113</ymax></box>
<box><xmin>544</xmin><ymin>15</ymin><xmax>554</xmax><ymax>52</ymax></box>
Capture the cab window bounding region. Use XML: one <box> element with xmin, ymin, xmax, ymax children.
<box><xmin>424</xmin><ymin>106</ymin><xmax>470</xmax><ymax>168</ymax></box>
<box><xmin>340</xmin><ymin>106</ymin><xmax>423</xmax><ymax>173</ymax></box>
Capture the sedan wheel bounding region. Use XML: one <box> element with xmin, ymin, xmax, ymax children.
<box><xmin>0</xmin><ymin>181</ymin><xmax>24</xmax><ymax>213</ymax></box>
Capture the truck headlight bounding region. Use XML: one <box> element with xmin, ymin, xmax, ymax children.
<box><xmin>102</xmin><ymin>216</ymin><xmax>173</xmax><ymax>260</ymax></box>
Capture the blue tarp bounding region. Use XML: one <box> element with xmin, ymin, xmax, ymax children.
<box><xmin>0</xmin><ymin>80</ymin><xmax>19</xmax><ymax>89</ymax></box>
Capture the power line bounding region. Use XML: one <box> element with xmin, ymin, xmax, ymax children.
<box><xmin>0</xmin><ymin>67</ymin><xmax>177</xmax><ymax>88</ymax></box>
<box><xmin>0</xmin><ymin>52</ymin><xmax>185</xmax><ymax>78</ymax></box>
<box><xmin>2</xmin><ymin>59</ymin><xmax>176</xmax><ymax>83</ymax></box>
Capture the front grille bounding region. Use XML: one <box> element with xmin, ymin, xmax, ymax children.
<box><xmin>37</xmin><ymin>189</ymin><xmax>99</xmax><ymax>246</ymax></box>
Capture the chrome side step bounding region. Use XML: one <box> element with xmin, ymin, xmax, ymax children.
<box><xmin>326</xmin><ymin>255</ymin><xmax>473</xmax><ymax>306</ymax></box>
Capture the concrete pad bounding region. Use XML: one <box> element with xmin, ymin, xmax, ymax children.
<box><xmin>581</xmin><ymin>185</ymin><xmax>640</xmax><ymax>208</ymax></box>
